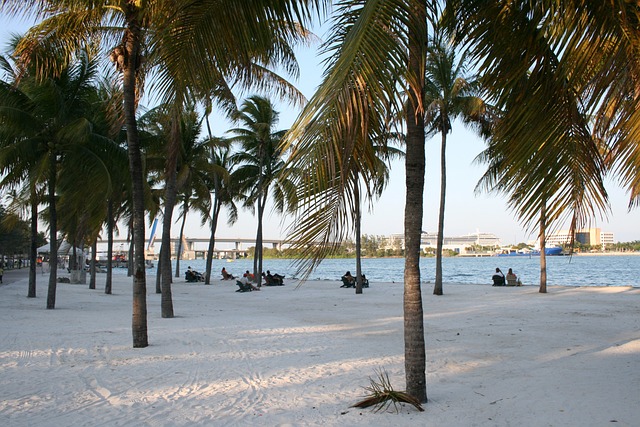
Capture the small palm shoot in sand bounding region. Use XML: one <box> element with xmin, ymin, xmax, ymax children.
<box><xmin>351</xmin><ymin>369</ymin><xmax>424</xmax><ymax>413</ymax></box>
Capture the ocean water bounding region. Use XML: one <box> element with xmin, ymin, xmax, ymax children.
<box><xmin>135</xmin><ymin>255</ymin><xmax>640</xmax><ymax>287</ymax></box>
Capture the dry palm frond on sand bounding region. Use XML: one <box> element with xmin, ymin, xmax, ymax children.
<box><xmin>351</xmin><ymin>369</ymin><xmax>424</xmax><ymax>413</ymax></box>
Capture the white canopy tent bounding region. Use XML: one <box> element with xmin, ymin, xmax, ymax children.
<box><xmin>36</xmin><ymin>241</ymin><xmax>87</xmax><ymax>283</ymax></box>
<box><xmin>36</xmin><ymin>241</ymin><xmax>84</xmax><ymax>256</ymax></box>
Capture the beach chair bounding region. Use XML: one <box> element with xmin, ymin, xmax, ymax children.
<box><xmin>236</xmin><ymin>280</ymin><xmax>253</xmax><ymax>292</ymax></box>
<box><xmin>492</xmin><ymin>275</ymin><xmax>505</xmax><ymax>286</ymax></box>
<box><xmin>506</xmin><ymin>277</ymin><xmax>518</xmax><ymax>286</ymax></box>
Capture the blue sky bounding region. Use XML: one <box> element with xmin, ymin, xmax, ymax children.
<box><xmin>1</xmin><ymin>12</ymin><xmax>638</xmax><ymax>245</ymax></box>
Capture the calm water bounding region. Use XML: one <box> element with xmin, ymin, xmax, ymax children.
<box><xmin>137</xmin><ymin>255</ymin><xmax>640</xmax><ymax>287</ymax></box>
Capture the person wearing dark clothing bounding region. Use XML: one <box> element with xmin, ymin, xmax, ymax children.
<box><xmin>492</xmin><ymin>268</ymin><xmax>505</xmax><ymax>286</ymax></box>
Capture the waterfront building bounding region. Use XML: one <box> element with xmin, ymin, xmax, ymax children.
<box><xmin>544</xmin><ymin>227</ymin><xmax>615</xmax><ymax>249</ymax></box>
<box><xmin>388</xmin><ymin>231</ymin><xmax>501</xmax><ymax>254</ymax></box>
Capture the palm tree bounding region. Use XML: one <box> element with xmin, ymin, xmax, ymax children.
<box><xmin>282</xmin><ymin>1</ymin><xmax>432</xmax><ymax>401</ymax></box>
<box><xmin>173</xmin><ymin>114</ymin><xmax>216</xmax><ymax>281</ymax></box>
<box><xmin>449</xmin><ymin>2</ymin><xmax>640</xmax><ymax>237</ymax></box>
<box><xmin>0</xmin><ymin>47</ymin><xmax>106</xmax><ymax>309</ymax></box>
<box><xmin>229</xmin><ymin>96</ymin><xmax>296</xmax><ymax>283</ymax></box>
<box><xmin>202</xmin><ymin>139</ymin><xmax>239</xmax><ymax>285</ymax></box>
<box><xmin>465</xmin><ymin>3</ymin><xmax>613</xmax><ymax>294</ymax></box>
<box><xmin>423</xmin><ymin>36</ymin><xmax>492</xmax><ymax>296</ymax></box>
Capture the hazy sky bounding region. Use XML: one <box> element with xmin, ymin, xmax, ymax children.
<box><xmin>1</xmin><ymin>12</ymin><xmax>638</xmax><ymax>245</ymax></box>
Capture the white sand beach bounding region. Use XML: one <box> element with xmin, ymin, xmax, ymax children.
<box><xmin>1</xmin><ymin>273</ymin><xmax>638</xmax><ymax>426</ymax></box>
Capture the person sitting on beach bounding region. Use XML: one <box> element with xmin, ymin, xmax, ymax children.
<box><xmin>341</xmin><ymin>271</ymin><xmax>355</xmax><ymax>288</ymax></box>
<box><xmin>361</xmin><ymin>274</ymin><xmax>369</xmax><ymax>288</ymax></box>
<box><xmin>186</xmin><ymin>266</ymin><xmax>204</xmax><ymax>282</ymax></box>
<box><xmin>262</xmin><ymin>270</ymin><xmax>284</xmax><ymax>286</ymax></box>
<box><xmin>506</xmin><ymin>268</ymin><xmax>521</xmax><ymax>286</ymax></box>
<box><xmin>221</xmin><ymin>267</ymin><xmax>235</xmax><ymax>280</ymax></box>
<box><xmin>244</xmin><ymin>270</ymin><xmax>256</xmax><ymax>282</ymax></box>
<box><xmin>240</xmin><ymin>273</ymin><xmax>260</xmax><ymax>291</ymax></box>
<box><xmin>492</xmin><ymin>268</ymin><xmax>505</xmax><ymax>286</ymax></box>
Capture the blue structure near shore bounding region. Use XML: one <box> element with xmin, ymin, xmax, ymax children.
<box><xmin>496</xmin><ymin>246</ymin><xmax>564</xmax><ymax>257</ymax></box>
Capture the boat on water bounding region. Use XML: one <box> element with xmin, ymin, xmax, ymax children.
<box><xmin>496</xmin><ymin>246</ymin><xmax>563</xmax><ymax>257</ymax></box>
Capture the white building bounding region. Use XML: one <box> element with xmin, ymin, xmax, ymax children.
<box><xmin>545</xmin><ymin>228</ymin><xmax>615</xmax><ymax>248</ymax></box>
<box><xmin>389</xmin><ymin>231</ymin><xmax>501</xmax><ymax>254</ymax></box>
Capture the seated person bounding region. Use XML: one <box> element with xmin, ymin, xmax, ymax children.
<box><xmin>185</xmin><ymin>266</ymin><xmax>203</xmax><ymax>282</ymax></box>
<box><xmin>361</xmin><ymin>274</ymin><xmax>370</xmax><ymax>288</ymax></box>
<box><xmin>506</xmin><ymin>268</ymin><xmax>521</xmax><ymax>286</ymax></box>
<box><xmin>269</xmin><ymin>270</ymin><xmax>284</xmax><ymax>285</ymax></box>
<box><xmin>221</xmin><ymin>267</ymin><xmax>235</xmax><ymax>280</ymax></box>
<box><xmin>492</xmin><ymin>268</ymin><xmax>505</xmax><ymax>286</ymax></box>
<box><xmin>262</xmin><ymin>270</ymin><xmax>284</xmax><ymax>286</ymax></box>
<box><xmin>244</xmin><ymin>270</ymin><xmax>255</xmax><ymax>282</ymax></box>
<box><xmin>341</xmin><ymin>271</ymin><xmax>355</xmax><ymax>288</ymax></box>
<box><xmin>236</xmin><ymin>273</ymin><xmax>260</xmax><ymax>292</ymax></box>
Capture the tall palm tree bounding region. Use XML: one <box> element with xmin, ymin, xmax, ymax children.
<box><xmin>172</xmin><ymin>112</ymin><xmax>215</xmax><ymax>281</ymax></box>
<box><xmin>203</xmin><ymin>139</ymin><xmax>239</xmax><ymax>285</ymax></box>
<box><xmin>465</xmin><ymin>2</ymin><xmax>615</xmax><ymax>294</ymax></box>
<box><xmin>449</xmin><ymin>1</ymin><xmax>640</xmax><ymax>250</ymax></box>
<box><xmin>423</xmin><ymin>36</ymin><xmax>492</xmax><ymax>296</ymax></box>
<box><xmin>229</xmin><ymin>96</ymin><xmax>297</xmax><ymax>283</ymax></box>
<box><xmin>282</xmin><ymin>1</ymin><xmax>432</xmax><ymax>401</ymax></box>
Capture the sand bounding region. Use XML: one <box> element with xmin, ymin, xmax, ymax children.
<box><xmin>0</xmin><ymin>271</ymin><xmax>638</xmax><ymax>426</ymax></box>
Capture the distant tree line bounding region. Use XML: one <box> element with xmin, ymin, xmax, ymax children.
<box><xmin>0</xmin><ymin>204</ymin><xmax>47</xmax><ymax>263</ymax></box>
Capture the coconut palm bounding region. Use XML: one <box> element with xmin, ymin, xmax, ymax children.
<box><xmin>423</xmin><ymin>35</ymin><xmax>493</xmax><ymax>296</ymax></box>
<box><xmin>202</xmin><ymin>139</ymin><xmax>239</xmax><ymax>285</ymax></box>
<box><xmin>464</xmin><ymin>2</ymin><xmax>617</xmax><ymax>293</ymax></box>
<box><xmin>229</xmin><ymin>95</ymin><xmax>296</xmax><ymax>283</ymax></box>
<box><xmin>449</xmin><ymin>1</ymin><xmax>640</xmax><ymax>247</ymax></box>
<box><xmin>172</xmin><ymin>110</ymin><xmax>216</xmax><ymax>281</ymax></box>
<box><xmin>282</xmin><ymin>1</ymin><xmax>432</xmax><ymax>401</ymax></box>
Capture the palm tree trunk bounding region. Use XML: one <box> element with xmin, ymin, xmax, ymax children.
<box><xmin>205</xmin><ymin>198</ymin><xmax>221</xmax><ymax>284</ymax></box>
<box><xmin>28</xmin><ymin>180</ymin><xmax>37</xmax><ymax>298</ymax></box>
<box><xmin>539</xmin><ymin>206</ymin><xmax>547</xmax><ymax>293</ymax></box>
<box><xmin>354</xmin><ymin>182</ymin><xmax>363</xmax><ymax>294</ymax></box>
<box><xmin>254</xmin><ymin>197</ymin><xmax>265</xmax><ymax>286</ymax></box>
<box><xmin>159</xmin><ymin>111</ymin><xmax>183</xmax><ymax>318</ymax></box>
<box><xmin>122</xmin><ymin>16</ymin><xmax>148</xmax><ymax>348</ymax></box>
<box><xmin>156</xmin><ymin>246</ymin><xmax>162</xmax><ymax>293</ymax></box>
<box><xmin>403</xmin><ymin>0</ymin><xmax>428</xmax><ymax>403</ymax></box>
<box><xmin>105</xmin><ymin>199</ymin><xmax>113</xmax><ymax>295</ymax></box>
<box><xmin>434</xmin><ymin>131</ymin><xmax>447</xmax><ymax>295</ymax></box>
<box><xmin>175</xmin><ymin>200</ymin><xmax>189</xmax><ymax>278</ymax></box>
<box><xmin>89</xmin><ymin>239</ymin><xmax>97</xmax><ymax>289</ymax></box>
<box><xmin>46</xmin><ymin>151</ymin><xmax>58</xmax><ymax>309</ymax></box>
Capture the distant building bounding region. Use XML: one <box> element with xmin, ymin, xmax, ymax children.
<box><xmin>389</xmin><ymin>231</ymin><xmax>501</xmax><ymax>254</ymax></box>
<box><xmin>545</xmin><ymin>227</ymin><xmax>615</xmax><ymax>248</ymax></box>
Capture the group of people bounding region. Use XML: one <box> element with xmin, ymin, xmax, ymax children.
<box><xmin>221</xmin><ymin>268</ymin><xmax>285</xmax><ymax>291</ymax></box>
<box><xmin>340</xmin><ymin>271</ymin><xmax>369</xmax><ymax>288</ymax></box>
<box><xmin>492</xmin><ymin>267</ymin><xmax>522</xmax><ymax>286</ymax></box>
